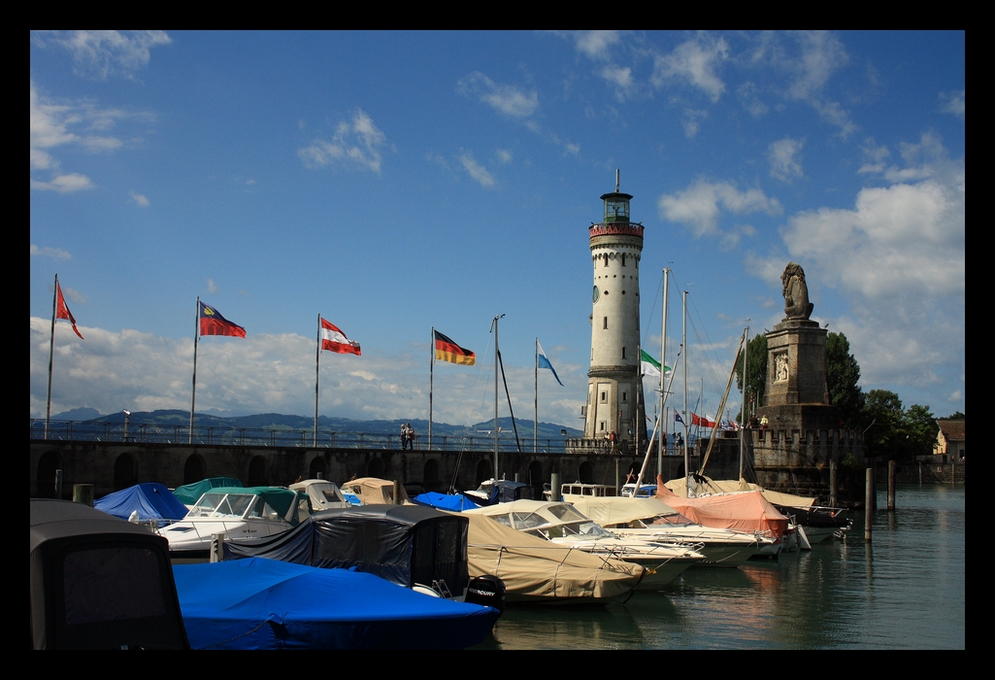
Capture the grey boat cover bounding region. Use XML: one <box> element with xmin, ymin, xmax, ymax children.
<box><xmin>222</xmin><ymin>503</ymin><xmax>469</xmax><ymax>596</ymax></box>
<box><xmin>29</xmin><ymin>499</ymin><xmax>189</xmax><ymax>650</ymax></box>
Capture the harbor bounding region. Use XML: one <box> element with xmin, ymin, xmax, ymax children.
<box><xmin>471</xmin><ymin>483</ymin><xmax>965</xmax><ymax>650</ymax></box>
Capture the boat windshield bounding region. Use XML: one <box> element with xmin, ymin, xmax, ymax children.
<box><xmin>187</xmin><ymin>493</ymin><xmax>259</xmax><ymax>519</ymax></box>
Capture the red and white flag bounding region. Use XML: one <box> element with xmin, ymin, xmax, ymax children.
<box><xmin>321</xmin><ymin>318</ymin><xmax>361</xmax><ymax>355</ymax></box>
<box><xmin>56</xmin><ymin>280</ymin><xmax>84</xmax><ymax>340</ymax></box>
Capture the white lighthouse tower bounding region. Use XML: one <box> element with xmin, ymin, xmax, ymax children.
<box><xmin>581</xmin><ymin>171</ymin><xmax>647</xmax><ymax>451</ymax></box>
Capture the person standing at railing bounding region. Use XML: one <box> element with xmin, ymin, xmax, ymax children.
<box><xmin>407</xmin><ymin>424</ymin><xmax>416</xmax><ymax>450</ymax></box>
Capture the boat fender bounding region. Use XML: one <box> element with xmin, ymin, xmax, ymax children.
<box><xmin>465</xmin><ymin>574</ymin><xmax>507</xmax><ymax>615</ymax></box>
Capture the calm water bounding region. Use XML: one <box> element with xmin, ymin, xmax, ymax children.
<box><xmin>471</xmin><ymin>484</ymin><xmax>965</xmax><ymax>650</ymax></box>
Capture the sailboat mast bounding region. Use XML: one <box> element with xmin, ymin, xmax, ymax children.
<box><xmin>492</xmin><ymin>314</ymin><xmax>505</xmax><ymax>480</ymax></box>
<box><xmin>740</xmin><ymin>325</ymin><xmax>749</xmax><ymax>480</ymax></box>
<box><xmin>682</xmin><ymin>289</ymin><xmax>690</xmax><ymax>496</ymax></box>
<box><xmin>658</xmin><ymin>268</ymin><xmax>669</xmax><ymax>476</ymax></box>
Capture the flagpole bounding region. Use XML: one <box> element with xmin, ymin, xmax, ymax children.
<box><xmin>534</xmin><ymin>338</ymin><xmax>538</xmax><ymax>455</ymax></box>
<box><xmin>45</xmin><ymin>274</ymin><xmax>59</xmax><ymax>440</ymax></box>
<box><xmin>314</xmin><ymin>313</ymin><xmax>321</xmax><ymax>448</ymax></box>
<box><xmin>429</xmin><ymin>327</ymin><xmax>434</xmax><ymax>450</ymax></box>
<box><xmin>189</xmin><ymin>296</ymin><xmax>200</xmax><ymax>444</ymax></box>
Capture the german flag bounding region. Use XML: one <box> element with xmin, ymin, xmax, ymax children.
<box><xmin>434</xmin><ymin>330</ymin><xmax>475</xmax><ymax>365</ymax></box>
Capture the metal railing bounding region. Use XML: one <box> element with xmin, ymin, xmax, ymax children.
<box><xmin>30</xmin><ymin>419</ymin><xmax>572</xmax><ymax>454</ymax></box>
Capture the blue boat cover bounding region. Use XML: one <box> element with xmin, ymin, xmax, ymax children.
<box><xmin>413</xmin><ymin>491</ymin><xmax>482</xmax><ymax>511</ymax></box>
<box><xmin>173</xmin><ymin>557</ymin><xmax>499</xmax><ymax>650</ymax></box>
<box><xmin>94</xmin><ymin>482</ymin><xmax>190</xmax><ymax>527</ymax></box>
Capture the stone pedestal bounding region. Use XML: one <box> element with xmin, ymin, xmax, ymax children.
<box><xmin>763</xmin><ymin>319</ymin><xmax>829</xmax><ymax>407</ymax></box>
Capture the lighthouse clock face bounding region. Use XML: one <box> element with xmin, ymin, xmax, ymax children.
<box><xmin>593</xmin><ymin>285</ymin><xmax>600</xmax><ymax>303</ymax></box>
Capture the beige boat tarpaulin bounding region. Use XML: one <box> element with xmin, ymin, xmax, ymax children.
<box><xmin>664</xmin><ymin>475</ymin><xmax>816</xmax><ymax>507</ymax></box>
<box><xmin>458</xmin><ymin>512</ymin><xmax>645</xmax><ymax>603</ymax></box>
<box><xmin>569</xmin><ymin>496</ymin><xmax>682</xmax><ymax>528</ymax></box>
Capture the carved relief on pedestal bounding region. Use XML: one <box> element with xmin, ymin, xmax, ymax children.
<box><xmin>774</xmin><ymin>352</ymin><xmax>789</xmax><ymax>382</ymax></box>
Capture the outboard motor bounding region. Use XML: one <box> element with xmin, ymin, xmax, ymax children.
<box><xmin>465</xmin><ymin>574</ymin><xmax>506</xmax><ymax>615</ymax></box>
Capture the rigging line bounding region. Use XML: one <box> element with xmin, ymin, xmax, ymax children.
<box><xmin>641</xmin><ymin>269</ymin><xmax>664</xmax><ymax>348</ymax></box>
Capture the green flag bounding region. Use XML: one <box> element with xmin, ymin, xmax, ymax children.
<box><xmin>640</xmin><ymin>349</ymin><xmax>670</xmax><ymax>379</ymax></box>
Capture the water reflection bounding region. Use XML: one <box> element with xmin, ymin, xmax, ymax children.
<box><xmin>470</xmin><ymin>485</ymin><xmax>963</xmax><ymax>649</ymax></box>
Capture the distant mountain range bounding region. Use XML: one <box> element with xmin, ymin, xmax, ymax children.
<box><xmin>48</xmin><ymin>408</ymin><xmax>583</xmax><ymax>440</ymax></box>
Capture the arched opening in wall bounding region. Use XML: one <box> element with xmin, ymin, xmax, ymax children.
<box><xmin>308</xmin><ymin>456</ymin><xmax>328</xmax><ymax>480</ymax></box>
<box><xmin>423</xmin><ymin>458</ymin><xmax>441</xmax><ymax>492</ymax></box>
<box><xmin>36</xmin><ymin>451</ymin><xmax>63</xmax><ymax>498</ymax></box>
<box><xmin>367</xmin><ymin>457</ymin><xmax>385</xmax><ymax>479</ymax></box>
<box><xmin>475</xmin><ymin>459</ymin><xmax>493</xmax><ymax>488</ymax></box>
<box><xmin>113</xmin><ymin>453</ymin><xmax>137</xmax><ymax>491</ymax></box>
<box><xmin>577</xmin><ymin>461</ymin><xmax>595</xmax><ymax>484</ymax></box>
<box><xmin>527</xmin><ymin>459</ymin><xmax>544</xmax><ymax>498</ymax></box>
<box><xmin>247</xmin><ymin>456</ymin><xmax>268</xmax><ymax>486</ymax></box>
<box><xmin>183</xmin><ymin>454</ymin><xmax>207</xmax><ymax>485</ymax></box>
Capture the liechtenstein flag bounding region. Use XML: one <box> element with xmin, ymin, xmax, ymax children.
<box><xmin>199</xmin><ymin>302</ymin><xmax>246</xmax><ymax>337</ymax></box>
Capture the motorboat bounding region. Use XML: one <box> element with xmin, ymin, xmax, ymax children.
<box><xmin>553</xmin><ymin>482</ymin><xmax>619</xmax><ymax>502</ymax></box>
<box><xmin>569</xmin><ymin>495</ymin><xmax>773</xmax><ymax>567</ymax></box>
<box><xmin>465</xmin><ymin>499</ymin><xmax>704</xmax><ymax>589</ymax></box>
<box><xmin>656</xmin><ymin>477</ymin><xmax>789</xmax><ymax>557</ymax></box>
<box><xmin>222</xmin><ymin>504</ymin><xmax>477</xmax><ymax>600</ymax></box>
<box><xmin>339</xmin><ymin>476</ymin><xmax>410</xmax><ymax>505</ymax></box>
<box><xmin>173</xmin><ymin>557</ymin><xmax>501</xmax><ymax>650</ymax></box>
<box><xmin>621</xmin><ymin>483</ymin><xmax>657</xmax><ymax>498</ymax></box>
<box><xmin>464</xmin><ymin>479</ymin><xmax>535</xmax><ymax>506</ymax></box>
<box><xmin>171</xmin><ymin>476</ymin><xmax>242</xmax><ymax>508</ymax></box>
<box><xmin>289</xmin><ymin>478</ymin><xmax>352</xmax><ymax>511</ymax></box>
<box><xmin>158</xmin><ymin>485</ymin><xmax>310</xmax><ymax>562</ymax></box>
<box><xmin>30</xmin><ymin>499</ymin><xmax>189</xmax><ymax>650</ymax></box>
<box><xmin>664</xmin><ymin>475</ymin><xmax>849</xmax><ymax>548</ymax></box>
<box><xmin>461</xmin><ymin>510</ymin><xmax>646</xmax><ymax>604</ymax></box>
<box><xmin>93</xmin><ymin>482</ymin><xmax>190</xmax><ymax>528</ymax></box>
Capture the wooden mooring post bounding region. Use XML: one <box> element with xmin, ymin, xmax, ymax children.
<box><xmin>887</xmin><ymin>460</ymin><xmax>896</xmax><ymax>511</ymax></box>
<box><xmin>865</xmin><ymin>468</ymin><xmax>873</xmax><ymax>542</ymax></box>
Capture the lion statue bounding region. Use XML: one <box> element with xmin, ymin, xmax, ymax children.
<box><xmin>781</xmin><ymin>262</ymin><xmax>814</xmax><ymax>320</ymax></box>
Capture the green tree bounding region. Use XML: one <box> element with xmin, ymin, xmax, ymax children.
<box><xmin>901</xmin><ymin>404</ymin><xmax>939</xmax><ymax>458</ymax></box>
<box><xmin>826</xmin><ymin>332</ymin><xmax>864</xmax><ymax>427</ymax></box>
<box><xmin>944</xmin><ymin>411</ymin><xmax>965</xmax><ymax>420</ymax></box>
<box><xmin>735</xmin><ymin>333</ymin><xmax>767</xmax><ymax>423</ymax></box>
<box><xmin>863</xmin><ymin>389</ymin><xmax>904</xmax><ymax>457</ymax></box>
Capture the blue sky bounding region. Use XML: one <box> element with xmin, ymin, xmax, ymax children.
<box><xmin>30</xmin><ymin>31</ymin><xmax>965</xmax><ymax>428</ymax></box>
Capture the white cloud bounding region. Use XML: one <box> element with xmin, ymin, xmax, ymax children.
<box><xmin>768</xmin><ymin>137</ymin><xmax>805</xmax><ymax>182</ymax></box>
<box><xmin>31</xmin><ymin>173</ymin><xmax>95</xmax><ymax>193</ymax></box>
<box><xmin>130</xmin><ymin>191</ymin><xmax>150</xmax><ymax>207</ymax></box>
<box><xmin>457</xmin><ymin>72</ymin><xmax>539</xmax><ymax>118</ymax></box>
<box><xmin>30</xmin><ymin>80</ymin><xmax>143</xmax><ymax>191</ymax></box>
<box><xmin>36</xmin><ymin>30</ymin><xmax>171</xmax><ymax>80</ymax></box>
<box><xmin>206</xmin><ymin>279</ymin><xmax>218</xmax><ymax>294</ymax></box>
<box><xmin>658</xmin><ymin>180</ymin><xmax>782</xmax><ymax>238</ymax></box>
<box><xmin>458</xmin><ymin>150</ymin><xmax>496</xmax><ymax>187</ymax></box>
<box><xmin>572</xmin><ymin>31</ymin><xmax>623</xmax><ymax>60</ymax></box>
<box><xmin>652</xmin><ymin>35</ymin><xmax>730</xmax><ymax>102</ymax></box>
<box><xmin>777</xmin><ymin>134</ymin><xmax>964</xmax><ymax>394</ymax></box>
<box><xmin>298</xmin><ymin>109</ymin><xmax>388</xmax><ymax>174</ymax></box>
<box><xmin>940</xmin><ymin>89</ymin><xmax>965</xmax><ymax>118</ymax></box>
<box><xmin>30</xmin><ymin>245</ymin><xmax>72</xmax><ymax>259</ymax></box>
<box><xmin>496</xmin><ymin>149</ymin><xmax>513</xmax><ymax>164</ymax></box>
<box><xmin>29</xmin><ymin>319</ymin><xmax>587</xmax><ymax>427</ymax></box>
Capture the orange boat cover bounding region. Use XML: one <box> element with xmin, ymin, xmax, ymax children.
<box><xmin>655</xmin><ymin>475</ymin><xmax>789</xmax><ymax>539</ymax></box>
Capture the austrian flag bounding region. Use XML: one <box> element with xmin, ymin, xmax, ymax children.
<box><xmin>321</xmin><ymin>318</ymin><xmax>361</xmax><ymax>355</ymax></box>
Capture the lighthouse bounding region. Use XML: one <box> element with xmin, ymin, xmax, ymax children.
<box><xmin>581</xmin><ymin>171</ymin><xmax>647</xmax><ymax>451</ymax></box>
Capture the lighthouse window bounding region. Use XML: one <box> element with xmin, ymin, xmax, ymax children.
<box><xmin>603</xmin><ymin>317</ymin><xmax>608</xmax><ymax>329</ymax></box>
<box><xmin>601</xmin><ymin>392</ymin><xmax>607</xmax><ymax>403</ymax></box>
<box><xmin>622</xmin><ymin>392</ymin><xmax>627</xmax><ymax>401</ymax></box>
<box><xmin>622</xmin><ymin>255</ymin><xmax>626</xmax><ymax>266</ymax></box>
<box><xmin>621</xmin><ymin>347</ymin><xmax>626</xmax><ymax>359</ymax></box>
